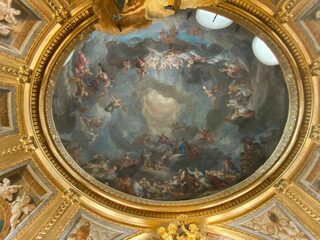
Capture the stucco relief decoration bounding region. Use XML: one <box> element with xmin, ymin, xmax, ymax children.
<box><xmin>60</xmin><ymin>211</ymin><xmax>137</xmax><ymax>240</ymax></box>
<box><xmin>0</xmin><ymin>0</ymin><xmax>43</xmax><ymax>57</ymax></box>
<box><xmin>0</xmin><ymin>163</ymin><xmax>53</xmax><ymax>239</ymax></box>
<box><xmin>229</xmin><ymin>200</ymin><xmax>316</xmax><ymax>240</ymax></box>
<box><xmin>0</xmin><ymin>0</ymin><xmax>21</xmax><ymax>36</ymax></box>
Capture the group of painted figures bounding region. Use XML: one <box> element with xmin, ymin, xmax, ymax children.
<box><xmin>61</xmin><ymin>22</ymin><xmax>277</xmax><ymax>200</ymax></box>
<box><xmin>79</xmin><ymin>124</ymin><xmax>242</xmax><ymax>200</ymax></box>
<box><xmin>0</xmin><ymin>177</ymin><xmax>36</xmax><ymax>232</ymax></box>
<box><xmin>202</xmin><ymin>61</ymin><xmax>255</xmax><ymax>121</ymax></box>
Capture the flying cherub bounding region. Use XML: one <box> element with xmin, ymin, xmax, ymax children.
<box><xmin>0</xmin><ymin>178</ymin><xmax>22</xmax><ymax>202</ymax></box>
<box><xmin>104</xmin><ymin>94</ymin><xmax>123</xmax><ymax>113</ymax></box>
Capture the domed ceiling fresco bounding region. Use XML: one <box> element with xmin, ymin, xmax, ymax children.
<box><xmin>52</xmin><ymin>10</ymin><xmax>288</xmax><ymax>201</ymax></box>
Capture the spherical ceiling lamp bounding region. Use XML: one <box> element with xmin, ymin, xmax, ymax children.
<box><xmin>196</xmin><ymin>9</ymin><xmax>233</xmax><ymax>30</ymax></box>
<box><xmin>252</xmin><ymin>37</ymin><xmax>279</xmax><ymax>66</ymax></box>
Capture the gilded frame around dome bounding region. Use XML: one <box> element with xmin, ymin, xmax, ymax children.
<box><xmin>25</xmin><ymin>0</ymin><xmax>312</xmax><ymax>224</ymax></box>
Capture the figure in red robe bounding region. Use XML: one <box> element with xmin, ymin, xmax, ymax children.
<box><xmin>75</xmin><ymin>50</ymin><xmax>91</xmax><ymax>78</ymax></box>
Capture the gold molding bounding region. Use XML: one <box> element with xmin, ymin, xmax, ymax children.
<box><xmin>0</xmin><ymin>65</ymin><xmax>32</xmax><ymax>84</ymax></box>
<box><xmin>33</xmin><ymin>189</ymin><xmax>79</xmax><ymax>240</ymax></box>
<box><xmin>274</xmin><ymin>0</ymin><xmax>299</xmax><ymax>23</ymax></box>
<box><xmin>310</xmin><ymin>58</ymin><xmax>320</xmax><ymax>77</ymax></box>
<box><xmin>20</xmin><ymin>135</ymin><xmax>37</xmax><ymax>153</ymax></box>
<box><xmin>45</xmin><ymin>0</ymin><xmax>70</xmax><ymax>24</ymax></box>
<box><xmin>0</xmin><ymin>65</ymin><xmax>19</xmax><ymax>77</ymax></box>
<box><xmin>17</xmin><ymin>66</ymin><xmax>33</xmax><ymax>84</ymax></box>
<box><xmin>275</xmin><ymin>179</ymin><xmax>320</xmax><ymax>225</ymax></box>
<box><xmin>0</xmin><ymin>135</ymin><xmax>36</xmax><ymax>157</ymax></box>
<box><xmin>310</xmin><ymin>124</ymin><xmax>320</xmax><ymax>142</ymax></box>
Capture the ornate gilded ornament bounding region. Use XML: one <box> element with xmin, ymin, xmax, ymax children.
<box><xmin>274</xmin><ymin>179</ymin><xmax>290</xmax><ymax>193</ymax></box>
<box><xmin>34</xmin><ymin>189</ymin><xmax>79</xmax><ymax>240</ymax></box>
<box><xmin>0</xmin><ymin>136</ymin><xmax>35</xmax><ymax>157</ymax></box>
<box><xmin>274</xmin><ymin>0</ymin><xmax>299</xmax><ymax>23</ymax></box>
<box><xmin>45</xmin><ymin>0</ymin><xmax>70</xmax><ymax>24</ymax></box>
<box><xmin>0</xmin><ymin>65</ymin><xmax>18</xmax><ymax>76</ymax></box>
<box><xmin>17</xmin><ymin>66</ymin><xmax>32</xmax><ymax>84</ymax></box>
<box><xmin>20</xmin><ymin>135</ymin><xmax>36</xmax><ymax>153</ymax></box>
<box><xmin>0</xmin><ymin>0</ymin><xmax>313</xmax><ymax>238</ymax></box>
<box><xmin>157</xmin><ymin>221</ymin><xmax>206</xmax><ymax>240</ymax></box>
<box><xmin>310</xmin><ymin>124</ymin><xmax>320</xmax><ymax>142</ymax></box>
<box><xmin>310</xmin><ymin>58</ymin><xmax>320</xmax><ymax>76</ymax></box>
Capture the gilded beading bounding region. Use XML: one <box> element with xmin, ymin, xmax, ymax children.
<box><xmin>33</xmin><ymin>189</ymin><xmax>79</xmax><ymax>240</ymax></box>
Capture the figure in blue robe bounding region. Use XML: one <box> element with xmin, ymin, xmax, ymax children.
<box><xmin>178</xmin><ymin>138</ymin><xmax>187</xmax><ymax>154</ymax></box>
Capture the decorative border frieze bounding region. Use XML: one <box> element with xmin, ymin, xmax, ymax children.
<box><xmin>0</xmin><ymin>135</ymin><xmax>36</xmax><ymax>157</ymax></box>
<box><xmin>0</xmin><ymin>65</ymin><xmax>19</xmax><ymax>77</ymax></box>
